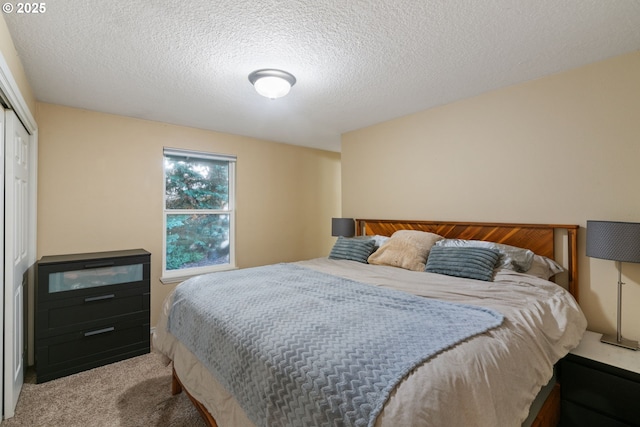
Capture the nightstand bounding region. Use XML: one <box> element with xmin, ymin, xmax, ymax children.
<box><xmin>559</xmin><ymin>330</ymin><xmax>640</xmax><ymax>426</ymax></box>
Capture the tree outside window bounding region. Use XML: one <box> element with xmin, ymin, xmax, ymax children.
<box><xmin>163</xmin><ymin>148</ymin><xmax>236</xmax><ymax>280</ymax></box>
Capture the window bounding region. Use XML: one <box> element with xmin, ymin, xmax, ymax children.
<box><xmin>162</xmin><ymin>148</ymin><xmax>236</xmax><ymax>281</ymax></box>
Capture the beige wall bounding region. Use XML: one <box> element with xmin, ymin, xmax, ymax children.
<box><xmin>342</xmin><ymin>51</ymin><xmax>640</xmax><ymax>341</ymax></box>
<box><xmin>0</xmin><ymin>15</ymin><xmax>36</xmax><ymax>114</ymax></box>
<box><xmin>36</xmin><ymin>103</ymin><xmax>341</xmax><ymax>326</ymax></box>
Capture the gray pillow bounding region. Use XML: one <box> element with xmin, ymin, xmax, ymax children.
<box><xmin>329</xmin><ymin>237</ymin><xmax>377</xmax><ymax>263</ymax></box>
<box><xmin>425</xmin><ymin>246</ymin><xmax>501</xmax><ymax>281</ymax></box>
<box><xmin>525</xmin><ymin>254</ymin><xmax>565</xmax><ymax>280</ymax></box>
<box><xmin>435</xmin><ymin>239</ymin><xmax>534</xmax><ymax>272</ymax></box>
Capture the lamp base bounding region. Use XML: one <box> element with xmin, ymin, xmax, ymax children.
<box><xmin>600</xmin><ymin>334</ymin><xmax>638</xmax><ymax>350</ymax></box>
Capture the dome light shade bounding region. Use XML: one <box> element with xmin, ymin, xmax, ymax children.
<box><xmin>248</xmin><ymin>69</ymin><xmax>296</xmax><ymax>99</ymax></box>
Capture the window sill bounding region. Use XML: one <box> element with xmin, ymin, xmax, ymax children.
<box><xmin>160</xmin><ymin>265</ymin><xmax>239</xmax><ymax>284</ymax></box>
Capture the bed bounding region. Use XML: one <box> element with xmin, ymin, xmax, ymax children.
<box><xmin>153</xmin><ymin>219</ymin><xmax>587</xmax><ymax>427</ymax></box>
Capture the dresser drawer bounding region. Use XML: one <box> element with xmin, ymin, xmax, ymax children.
<box><xmin>36</xmin><ymin>318</ymin><xmax>150</xmax><ymax>383</ymax></box>
<box><xmin>47</xmin><ymin>262</ymin><xmax>143</xmax><ymax>293</ymax></box>
<box><xmin>561</xmin><ymin>400</ymin><xmax>630</xmax><ymax>427</ymax></box>
<box><xmin>561</xmin><ymin>355</ymin><xmax>640</xmax><ymax>425</ymax></box>
<box><xmin>37</xmin><ymin>249</ymin><xmax>150</xmax><ymax>303</ymax></box>
<box><xmin>36</xmin><ymin>286</ymin><xmax>149</xmax><ymax>337</ymax></box>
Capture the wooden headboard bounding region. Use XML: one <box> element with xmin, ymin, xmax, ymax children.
<box><xmin>355</xmin><ymin>219</ymin><xmax>579</xmax><ymax>301</ymax></box>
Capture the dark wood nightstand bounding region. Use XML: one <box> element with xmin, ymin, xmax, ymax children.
<box><xmin>559</xmin><ymin>330</ymin><xmax>640</xmax><ymax>427</ymax></box>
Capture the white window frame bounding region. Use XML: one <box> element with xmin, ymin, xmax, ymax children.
<box><xmin>161</xmin><ymin>147</ymin><xmax>236</xmax><ymax>283</ymax></box>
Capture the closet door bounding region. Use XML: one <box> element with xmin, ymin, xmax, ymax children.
<box><xmin>0</xmin><ymin>105</ymin><xmax>4</xmax><ymax>415</ymax></box>
<box><xmin>4</xmin><ymin>109</ymin><xmax>28</xmax><ymax>418</ymax></box>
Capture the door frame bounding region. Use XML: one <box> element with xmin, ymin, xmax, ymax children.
<box><xmin>0</xmin><ymin>52</ymin><xmax>38</xmax><ymax>419</ymax></box>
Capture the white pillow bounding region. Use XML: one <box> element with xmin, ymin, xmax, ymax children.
<box><xmin>353</xmin><ymin>235</ymin><xmax>389</xmax><ymax>248</ymax></box>
<box><xmin>371</xmin><ymin>235</ymin><xmax>389</xmax><ymax>248</ymax></box>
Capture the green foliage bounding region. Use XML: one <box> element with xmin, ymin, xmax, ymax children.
<box><xmin>165</xmin><ymin>155</ymin><xmax>231</xmax><ymax>270</ymax></box>
<box><xmin>165</xmin><ymin>157</ymin><xmax>229</xmax><ymax>210</ymax></box>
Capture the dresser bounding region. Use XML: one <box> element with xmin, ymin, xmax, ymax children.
<box><xmin>35</xmin><ymin>249</ymin><xmax>151</xmax><ymax>383</ymax></box>
<box><xmin>560</xmin><ymin>330</ymin><xmax>640</xmax><ymax>426</ymax></box>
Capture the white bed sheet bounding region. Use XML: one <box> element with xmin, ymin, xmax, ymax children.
<box><xmin>153</xmin><ymin>258</ymin><xmax>587</xmax><ymax>427</ymax></box>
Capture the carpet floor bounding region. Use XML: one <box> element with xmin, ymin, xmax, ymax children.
<box><xmin>1</xmin><ymin>352</ymin><xmax>207</xmax><ymax>427</ymax></box>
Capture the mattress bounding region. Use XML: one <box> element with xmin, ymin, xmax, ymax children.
<box><xmin>153</xmin><ymin>257</ymin><xmax>587</xmax><ymax>427</ymax></box>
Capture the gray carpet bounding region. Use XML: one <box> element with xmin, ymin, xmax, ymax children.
<box><xmin>1</xmin><ymin>352</ymin><xmax>206</xmax><ymax>427</ymax></box>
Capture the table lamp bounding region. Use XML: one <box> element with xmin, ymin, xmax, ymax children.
<box><xmin>331</xmin><ymin>218</ymin><xmax>355</xmax><ymax>237</ymax></box>
<box><xmin>586</xmin><ymin>220</ymin><xmax>640</xmax><ymax>350</ymax></box>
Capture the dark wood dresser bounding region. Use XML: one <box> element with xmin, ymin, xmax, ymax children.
<box><xmin>35</xmin><ymin>249</ymin><xmax>151</xmax><ymax>383</ymax></box>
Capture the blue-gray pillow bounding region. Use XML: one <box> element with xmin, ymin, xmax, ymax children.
<box><xmin>435</xmin><ymin>239</ymin><xmax>534</xmax><ymax>272</ymax></box>
<box><xmin>425</xmin><ymin>246</ymin><xmax>500</xmax><ymax>281</ymax></box>
<box><xmin>329</xmin><ymin>237</ymin><xmax>377</xmax><ymax>263</ymax></box>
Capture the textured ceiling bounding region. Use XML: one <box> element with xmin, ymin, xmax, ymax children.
<box><xmin>4</xmin><ymin>1</ymin><xmax>640</xmax><ymax>152</ymax></box>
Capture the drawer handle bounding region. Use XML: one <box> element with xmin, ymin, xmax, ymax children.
<box><xmin>83</xmin><ymin>261</ymin><xmax>115</xmax><ymax>269</ymax></box>
<box><xmin>84</xmin><ymin>294</ymin><xmax>115</xmax><ymax>303</ymax></box>
<box><xmin>84</xmin><ymin>327</ymin><xmax>115</xmax><ymax>337</ymax></box>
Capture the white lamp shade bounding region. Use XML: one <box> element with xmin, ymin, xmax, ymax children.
<box><xmin>253</xmin><ymin>76</ymin><xmax>292</xmax><ymax>99</ymax></box>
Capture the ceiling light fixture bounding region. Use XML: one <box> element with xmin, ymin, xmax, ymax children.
<box><xmin>248</xmin><ymin>69</ymin><xmax>296</xmax><ymax>99</ymax></box>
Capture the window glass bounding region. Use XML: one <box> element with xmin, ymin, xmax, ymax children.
<box><xmin>165</xmin><ymin>214</ymin><xmax>230</xmax><ymax>271</ymax></box>
<box><xmin>165</xmin><ymin>156</ymin><xmax>229</xmax><ymax>210</ymax></box>
<box><xmin>163</xmin><ymin>148</ymin><xmax>235</xmax><ymax>279</ymax></box>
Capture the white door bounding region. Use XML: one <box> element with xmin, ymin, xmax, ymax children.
<box><xmin>4</xmin><ymin>110</ymin><xmax>29</xmax><ymax>418</ymax></box>
<box><xmin>0</xmin><ymin>105</ymin><xmax>5</xmax><ymax>414</ymax></box>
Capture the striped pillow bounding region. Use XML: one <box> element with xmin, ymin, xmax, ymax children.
<box><xmin>329</xmin><ymin>237</ymin><xmax>377</xmax><ymax>263</ymax></box>
<box><xmin>425</xmin><ymin>246</ymin><xmax>500</xmax><ymax>281</ymax></box>
<box><xmin>435</xmin><ymin>239</ymin><xmax>534</xmax><ymax>272</ymax></box>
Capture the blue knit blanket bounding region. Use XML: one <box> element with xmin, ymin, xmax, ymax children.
<box><xmin>167</xmin><ymin>263</ymin><xmax>503</xmax><ymax>427</ymax></box>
